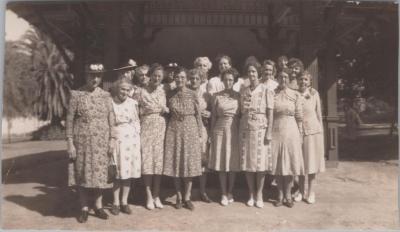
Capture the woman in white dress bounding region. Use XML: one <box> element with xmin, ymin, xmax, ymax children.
<box><xmin>297</xmin><ymin>71</ymin><xmax>325</xmax><ymax>204</ymax></box>
<box><xmin>239</xmin><ymin>61</ymin><xmax>274</xmax><ymax>208</ymax></box>
<box><xmin>110</xmin><ymin>79</ymin><xmax>141</xmax><ymax>215</ymax></box>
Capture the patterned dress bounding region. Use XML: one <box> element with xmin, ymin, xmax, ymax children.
<box><xmin>239</xmin><ymin>84</ymin><xmax>274</xmax><ymax>172</ymax></box>
<box><xmin>271</xmin><ymin>88</ymin><xmax>304</xmax><ymax>176</ymax></box>
<box><xmin>112</xmin><ymin>97</ymin><xmax>141</xmax><ymax>179</ymax></box>
<box><xmin>67</xmin><ymin>87</ymin><xmax>114</xmax><ymax>189</ymax></box>
<box><xmin>300</xmin><ymin>88</ymin><xmax>325</xmax><ymax>174</ymax></box>
<box><xmin>163</xmin><ymin>88</ymin><xmax>202</xmax><ymax>177</ymax></box>
<box><xmin>208</xmin><ymin>90</ymin><xmax>240</xmax><ymax>172</ymax></box>
<box><xmin>138</xmin><ymin>85</ymin><xmax>167</xmax><ymax>175</ymax></box>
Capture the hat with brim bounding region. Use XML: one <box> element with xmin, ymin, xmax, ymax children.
<box><xmin>85</xmin><ymin>63</ymin><xmax>106</xmax><ymax>74</ymax></box>
<box><xmin>113</xmin><ymin>59</ymin><xmax>137</xmax><ymax>72</ymax></box>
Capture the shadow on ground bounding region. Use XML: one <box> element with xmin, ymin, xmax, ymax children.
<box><xmin>339</xmin><ymin>134</ymin><xmax>398</xmax><ymax>162</ymax></box>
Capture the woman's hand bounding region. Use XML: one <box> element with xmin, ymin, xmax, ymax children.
<box><xmin>162</xmin><ymin>106</ymin><xmax>170</xmax><ymax>114</ymax></box>
<box><xmin>67</xmin><ymin>139</ymin><xmax>76</xmax><ymax>161</ymax></box>
<box><xmin>201</xmin><ymin>111</ymin><xmax>211</xmax><ymax>118</ymax></box>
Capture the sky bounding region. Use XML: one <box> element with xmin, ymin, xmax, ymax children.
<box><xmin>5</xmin><ymin>10</ymin><xmax>31</xmax><ymax>41</ymax></box>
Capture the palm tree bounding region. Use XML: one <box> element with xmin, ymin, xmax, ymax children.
<box><xmin>17</xmin><ymin>28</ymin><xmax>73</xmax><ymax>126</ymax></box>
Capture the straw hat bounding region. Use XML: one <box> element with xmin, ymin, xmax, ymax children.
<box><xmin>113</xmin><ymin>59</ymin><xmax>138</xmax><ymax>72</ymax></box>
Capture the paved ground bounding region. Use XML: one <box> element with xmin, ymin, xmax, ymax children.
<box><xmin>1</xmin><ymin>137</ymin><xmax>399</xmax><ymax>231</ymax></box>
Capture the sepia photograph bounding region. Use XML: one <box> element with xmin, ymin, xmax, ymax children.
<box><xmin>1</xmin><ymin>0</ymin><xmax>398</xmax><ymax>231</ymax></box>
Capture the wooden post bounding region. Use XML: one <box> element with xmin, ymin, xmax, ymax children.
<box><xmin>299</xmin><ymin>1</ymin><xmax>339</xmax><ymax>167</ymax></box>
<box><xmin>322</xmin><ymin>3</ymin><xmax>344</xmax><ymax>168</ymax></box>
<box><xmin>103</xmin><ymin>2</ymin><xmax>122</xmax><ymax>90</ymax></box>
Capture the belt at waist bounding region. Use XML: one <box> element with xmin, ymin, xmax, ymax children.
<box><xmin>141</xmin><ymin>112</ymin><xmax>162</xmax><ymax>116</ymax></box>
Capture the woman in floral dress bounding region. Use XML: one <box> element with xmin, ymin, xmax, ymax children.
<box><xmin>163</xmin><ymin>67</ymin><xmax>202</xmax><ymax>211</ymax></box>
<box><xmin>109</xmin><ymin>79</ymin><xmax>141</xmax><ymax>216</ymax></box>
<box><xmin>209</xmin><ymin>67</ymin><xmax>241</xmax><ymax>206</ymax></box>
<box><xmin>188</xmin><ymin>68</ymin><xmax>212</xmax><ymax>203</ymax></box>
<box><xmin>67</xmin><ymin>63</ymin><xmax>115</xmax><ymax>223</ymax></box>
<box><xmin>297</xmin><ymin>71</ymin><xmax>325</xmax><ymax>204</ymax></box>
<box><xmin>271</xmin><ymin>68</ymin><xmax>304</xmax><ymax>208</ymax></box>
<box><xmin>239</xmin><ymin>61</ymin><xmax>274</xmax><ymax>208</ymax></box>
<box><xmin>139</xmin><ymin>64</ymin><xmax>169</xmax><ymax>210</ymax></box>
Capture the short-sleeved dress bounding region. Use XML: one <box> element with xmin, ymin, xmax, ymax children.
<box><xmin>138</xmin><ymin>85</ymin><xmax>167</xmax><ymax>175</ymax></box>
<box><xmin>233</xmin><ymin>77</ymin><xmax>250</xmax><ymax>93</ymax></box>
<box><xmin>163</xmin><ymin>88</ymin><xmax>202</xmax><ymax>177</ymax></box>
<box><xmin>271</xmin><ymin>88</ymin><xmax>304</xmax><ymax>176</ymax></box>
<box><xmin>67</xmin><ymin>87</ymin><xmax>114</xmax><ymax>189</ymax></box>
<box><xmin>239</xmin><ymin>84</ymin><xmax>274</xmax><ymax>172</ymax></box>
<box><xmin>208</xmin><ymin>90</ymin><xmax>241</xmax><ymax>172</ymax></box>
<box><xmin>300</xmin><ymin>88</ymin><xmax>325</xmax><ymax>174</ymax></box>
<box><xmin>112</xmin><ymin>97</ymin><xmax>141</xmax><ymax>179</ymax></box>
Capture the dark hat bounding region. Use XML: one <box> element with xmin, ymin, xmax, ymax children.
<box><xmin>113</xmin><ymin>59</ymin><xmax>138</xmax><ymax>72</ymax></box>
<box><xmin>85</xmin><ymin>63</ymin><xmax>106</xmax><ymax>73</ymax></box>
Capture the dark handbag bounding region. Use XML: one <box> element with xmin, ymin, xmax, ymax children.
<box><xmin>107</xmin><ymin>156</ymin><xmax>117</xmax><ymax>183</ymax></box>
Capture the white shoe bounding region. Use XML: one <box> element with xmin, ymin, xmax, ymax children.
<box><xmin>246</xmin><ymin>198</ymin><xmax>254</xmax><ymax>207</ymax></box>
<box><xmin>306</xmin><ymin>192</ymin><xmax>316</xmax><ymax>204</ymax></box>
<box><xmin>221</xmin><ymin>195</ymin><xmax>229</xmax><ymax>206</ymax></box>
<box><xmin>227</xmin><ymin>193</ymin><xmax>234</xmax><ymax>203</ymax></box>
<box><xmin>146</xmin><ymin>200</ymin><xmax>155</xmax><ymax>210</ymax></box>
<box><xmin>154</xmin><ymin>198</ymin><xmax>164</xmax><ymax>209</ymax></box>
<box><xmin>255</xmin><ymin>200</ymin><xmax>264</xmax><ymax>208</ymax></box>
<box><xmin>294</xmin><ymin>192</ymin><xmax>303</xmax><ymax>202</ymax></box>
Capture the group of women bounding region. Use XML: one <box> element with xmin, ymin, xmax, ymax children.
<box><xmin>66</xmin><ymin>55</ymin><xmax>325</xmax><ymax>223</ymax></box>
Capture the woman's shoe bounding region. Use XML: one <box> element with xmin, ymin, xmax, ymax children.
<box><xmin>293</xmin><ymin>192</ymin><xmax>303</xmax><ymax>202</ymax></box>
<box><xmin>227</xmin><ymin>193</ymin><xmax>234</xmax><ymax>203</ymax></box>
<box><xmin>154</xmin><ymin>198</ymin><xmax>164</xmax><ymax>209</ymax></box>
<box><xmin>184</xmin><ymin>200</ymin><xmax>195</xmax><ymax>211</ymax></box>
<box><xmin>246</xmin><ymin>198</ymin><xmax>254</xmax><ymax>207</ymax></box>
<box><xmin>273</xmin><ymin>199</ymin><xmax>283</xmax><ymax>207</ymax></box>
<box><xmin>284</xmin><ymin>198</ymin><xmax>294</xmax><ymax>208</ymax></box>
<box><xmin>200</xmin><ymin>193</ymin><xmax>212</xmax><ymax>203</ymax></box>
<box><xmin>146</xmin><ymin>200</ymin><xmax>155</xmax><ymax>210</ymax></box>
<box><xmin>77</xmin><ymin>210</ymin><xmax>89</xmax><ymax>223</ymax></box>
<box><xmin>121</xmin><ymin>205</ymin><xmax>132</xmax><ymax>214</ymax></box>
<box><xmin>175</xmin><ymin>199</ymin><xmax>183</xmax><ymax>209</ymax></box>
<box><xmin>220</xmin><ymin>195</ymin><xmax>229</xmax><ymax>206</ymax></box>
<box><xmin>109</xmin><ymin>205</ymin><xmax>120</xmax><ymax>215</ymax></box>
<box><xmin>306</xmin><ymin>192</ymin><xmax>316</xmax><ymax>204</ymax></box>
<box><xmin>94</xmin><ymin>208</ymin><xmax>109</xmax><ymax>220</ymax></box>
<box><xmin>255</xmin><ymin>200</ymin><xmax>264</xmax><ymax>208</ymax></box>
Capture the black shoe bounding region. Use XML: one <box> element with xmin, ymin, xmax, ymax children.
<box><xmin>184</xmin><ymin>200</ymin><xmax>195</xmax><ymax>211</ymax></box>
<box><xmin>175</xmin><ymin>199</ymin><xmax>183</xmax><ymax>209</ymax></box>
<box><xmin>273</xmin><ymin>199</ymin><xmax>283</xmax><ymax>207</ymax></box>
<box><xmin>283</xmin><ymin>199</ymin><xmax>294</xmax><ymax>208</ymax></box>
<box><xmin>121</xmin><ymin>205</ymin><xmax>132</xmax><ymax>215</ymax></box>
<box><xmin>94</xmin><ymin>208</ymin><xmax>109</xmax><ymax>220</ymax></box>
<box><xmin>200</xmin><ymin>193</ymin><xmax>212</xmax><ymax>203</ymax></box>
<box><xmin>109</xmin><ymin>205</ymin><xmax>120</xmax><ymax>215</ymax></box>
<box><xmin>77</xmin><ymin>210</ymin><xmax>88</xmax><ymax>223</ymax></box>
